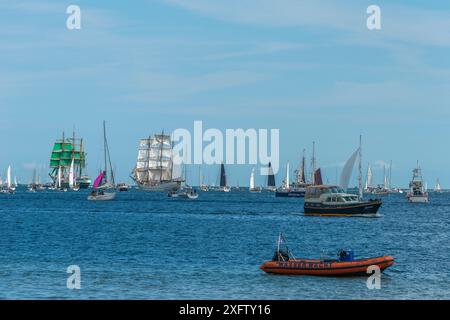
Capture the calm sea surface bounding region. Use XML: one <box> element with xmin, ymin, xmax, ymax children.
<box><xmin>0</xmin><ymin>189</ymin><xmax>449</xmax><ymax>299</ymax></box>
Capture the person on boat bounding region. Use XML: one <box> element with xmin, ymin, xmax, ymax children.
<box><xmin>272</xmin><ymin>249</ymin><xmax>290</xmax><ymax>262</ymax></box>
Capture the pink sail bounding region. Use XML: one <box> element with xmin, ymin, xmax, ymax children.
<box><xmin>93</xmin><ymin>172</ymin><xmax>105</xmax><ymax>189</ymax></box>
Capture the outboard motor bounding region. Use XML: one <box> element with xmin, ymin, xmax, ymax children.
<box><xmin>338</xmin><ymin>249</ymin><xmax>354</xmax><ymax>262</ymax></box>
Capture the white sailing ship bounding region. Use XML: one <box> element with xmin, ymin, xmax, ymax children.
<box><xmin>131</xmin><ymin>131</ymin><xmax>182</xmax><ymax>192</ymax></box>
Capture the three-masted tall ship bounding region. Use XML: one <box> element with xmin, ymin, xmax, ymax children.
<box><xmin>49</xmin><ymin>131</ymin><xmax>91</xmax><ymax>189</ymax></box>
<box><xmin>131</xmin><ymin>132</ymin><xmax>182</xmax><ymax>192</ymax></box>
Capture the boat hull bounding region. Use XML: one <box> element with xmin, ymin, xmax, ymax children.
<box><xmin>304</xmin><ymin>200</ymin><xmax>382</xmax><ymax>216</ymax></box>
<box><xmin>407</xmin><ymin>195</ymin><xmax>429</xmax><ymax>203</ymax></box>
<box><xmin>137</xmin><ymin>181</ymin><xmax>181</xmax><ymax>192</ymax></box>
<box><xmin>87</xmin><ymin>192</ymin><xmax>116</xmax><ymax>201</ymax></box>
<box><xmin>275</xmin><ymin>190</ymin><xmax>305</xmax><ymax>198</ymax></box>
<box><xmin>260</xmin><ymin>256</ymin><xmax>394</xmax><ymax>276</ymax></box>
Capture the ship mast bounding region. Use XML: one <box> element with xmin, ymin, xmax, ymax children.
<box><xmin>301</xmin><ymin>148</ymin><xmax>306</xmax><ymax>184</ymax></box>
<box><xmin>358</xmin><ymin>134</ymin><xmax>363</xmax><ymax>199</ymax></box>
<box><xmin>311</xmin><ymin>142</ymin><xmax>316</xmax><ymax>185</ymax></box>
<box><xmin>159</xmin><ymin>130</ymin><xmax>164</xmax><ymax>182</ymax></box>
<box><xmin>103</xmin><ymin>120</ymin><xmax>108</xmax><ymax>184</ymax></box>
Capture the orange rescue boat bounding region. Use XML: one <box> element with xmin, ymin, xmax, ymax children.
<box><xmin>260</xmin><ymin>234</ymin><xmax>394</xmax><ymax>277</ymax></box>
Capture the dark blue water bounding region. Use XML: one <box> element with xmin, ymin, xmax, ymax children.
<box><xmin>0</xmin><ymin>189</ymin><xmax>449</xmax><ymax>299</ymax></box>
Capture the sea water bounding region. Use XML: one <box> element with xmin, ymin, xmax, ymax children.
<box><xmin>0</xmin><ymin>189</ymin><xmax>449</xmax><ymax>299</ymax></box>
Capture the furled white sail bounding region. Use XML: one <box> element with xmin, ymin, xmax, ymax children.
<box><xmin>250</xmin><ymin>168</ymin><xmax>255</xmax><ymax>189</ymax></box>
<box><xmin>339</xmin><ymin>148</ymin><xmax>360</xmax><ymax>191</ymax></box>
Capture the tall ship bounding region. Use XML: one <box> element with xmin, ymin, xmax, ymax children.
<box><xmin>49</xmin><ymin>131</ymin><xmax>91</xmax><ymax>189</ymax></box>
<box><xmin>131</xmin><ymin>131</ymin><xmax>182</xmax><ymax>192</ymax></box>
<box><xmin>406</xmin><ymin>162</ymin><xmax>429</xmax><ymax>203</ymax></box>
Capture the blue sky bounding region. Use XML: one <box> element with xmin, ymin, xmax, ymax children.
<box><xmin>1</xmin><ymin>0</ymin><xmax>449</xmax><ymax>187</ymax></box>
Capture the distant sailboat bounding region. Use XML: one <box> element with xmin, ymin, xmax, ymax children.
<box><xmin>434</xmin><ymin>179</ymin><xmax>442</xmax><ymax>193</ymax></box>
<box><xmin>249</xmin><ymin>167</ymin><xmax>261</xmax><ymax>192</ymax></box>
<box><xmin>199</xmin><ymin>167</ymin><xmax>209</xmax><ymax>191</ymax></box>
<box><xmin>88</xmin><ymin>121</ymin><xmax>116</xmax><ymax>201</ymax></box>
<box><xmin>364</xmin><ymin>164</ymin><xmax>373</xmax><ymax>192</ymax></box>
<box><xmin>0</xmin><ymin>166</ymin><xmax>14</xmax><ymax>194</ymax></box>
<box><xmin>218</xmin><ymin>163</ymin><xmax>230</xmax><ymax>192</ymax></box>
<box><xmin>266</xmin><ymin>162</ymin><xmax>276</xmax><ymax>192</ymax></box>
<box><xmin>285</xmin><ymin>162</ymin><xmax>290</xmax><ymax>189</ymax></box>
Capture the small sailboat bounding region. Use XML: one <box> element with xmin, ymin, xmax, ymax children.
<box><xmin>218</xmin><ymin>163</ymin><xmax>231</xmax><ymax>192</ymax></box>
<box><xmin>260</xmin><ymin>233</ymin><xmax>394</xmax><ymax>276</ymax></box>
<box><xmin>434</xmin><ymin>179</ymin><xmax>442</xmax><ymax>193</ymax></box>
<box><xmin>199</xmin><ymin>167</ymin><xmax>209</xmax><ymax>191</ymax></box>
<box><xmin>406</xmin><ymin>161</ymin><xmax>428</xmax><ymax>203</ymax></box>
<box><xmin>168</xmin><ymin>164</ymin><xmax>199</xmax><ymax>199</ymax></box>
<box><xmin>1</xmin><ymin>165</ymin><xmax>15</xmax><ymax>194</ymax></box>
<box><xmin>364</xmin><ymin>164</ymin><xmax>373</xmax><ymax>193</ymax></box>
<box><xmin>249</xmin><ymin>167</ymin><xmax>262</xmax><ymax>192</ymax></box>
<box><xmin>88</xmin><ymin>121</ymin><xmax>116</xmax><ymax>201</ymax></box>
<box><xmin>266</xmin><ymin>162</ymin><xmax>277</xmax><ymax>192</ymax></box>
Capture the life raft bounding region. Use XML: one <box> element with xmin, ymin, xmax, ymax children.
<box><xmin>260</xmin><ymin>255</ymin><xmax>394</xmax><ymax>276</ymax></box>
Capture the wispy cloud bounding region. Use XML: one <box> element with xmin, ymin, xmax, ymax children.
<box><xmin>161</xmin><ymin>0</ymin><xmax>450</xmax><ymax>47</ymax></box>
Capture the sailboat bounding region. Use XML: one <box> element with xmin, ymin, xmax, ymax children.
<box><xmin>88</xmin><ymin>121</ymin><xmax>116</xmax><ymax>201</ymax></box>
<box><xmin>131</xmin><ymin>131</ymin><xmax>182</xmax><ymax>192</ymax></box>
<box><xmin>372</xmin><ymin>165</ymin><xmax>389</xmax><ymax>196</ymax></box>
<box><xmin>266</xmin><ymin>162</ymin><xmax>277</xmax><ymax>192</ymax></box>
<box><xmin>249</xmin><ymin>167</ymin><xmax>262</xmax><ymax>192</ymax></box>
<box><xmin>168</xmin><ymin>164</ymin><xmax>199</xmax><ymax>199</ymax></box>
<box><xmin>304</xmin><ymin>136</ymin><xmax>382</xmax><ymax>216</ymax></box>
<box><xmin>406</xmin><ymin>162</ymin><xmax>429</xmax><ymax>203</ymax></box>
<box><xmin>199</xmin><ymin>167</ymin><xmax>209</xmax><ymax>191</ymax></box>
<box><xmin>217</xmin><ymin>163</ymin><xmax>231</xmax><ymax>192</ymax></box>
<box><xmin>0</xmin><ymin>166</ymin><xmax>15</xmax><ymax>194</ymax></box>
<box><xmin>364</xmin><ymin>164</ymin><xmax>373</xmax><ymax>193</ymax></box>
<box><xmin>434</xmin><ymin>179</ymin><xmax>442</xmax><ymax>193</ymax></box>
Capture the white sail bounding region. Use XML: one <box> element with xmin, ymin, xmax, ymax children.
<box><xmin>57</xmin><ymin>166</ymin><xmax>62</xmax><ymax>189</ymax></box>
<box><xmin>69</xmin><ymin>158</ymin><xmax>75</xmax><ymax>188</ymax></box>
<box><xmin>339</xmin><ymin>148</ymin><xmax>360</xmax><ymax>191</ymax></box>
<box><xmin>285</xmin><ymin>162</ymin><xmax>290</xmax><ymax>189</ymax></box>
<box><xmin>14</xmin><ymin>176</ymin><xmax>17</xmax><ymax>187</ymax></box>
<box><xmin>435</xmin><ymin>179</ymin><xmax>441</xmax><ymax>192</ymax></box>
<box><xmin>250</xmin><ymin>168</ymin><xmax>255</xmax><ymax>189</ymax></box>
<box><xmin>366</xmin><ymin>164</ymin><xmax>373</xmax><ymax>188</ymax></box>
<box><xmin>6</xmin><ymin>165</ymin><xmax>11</xmax><ymax>189</ymax></box>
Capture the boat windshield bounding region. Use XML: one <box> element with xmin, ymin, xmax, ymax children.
<box><xmin>325</xmin><ymin>195</ymin><xmax>359</xmax><ymax>202</ymax></box>
<box><xmin>324</xmin><ymin>187</ymin><xmax>345</xmax><ymax>194</ymax></box>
